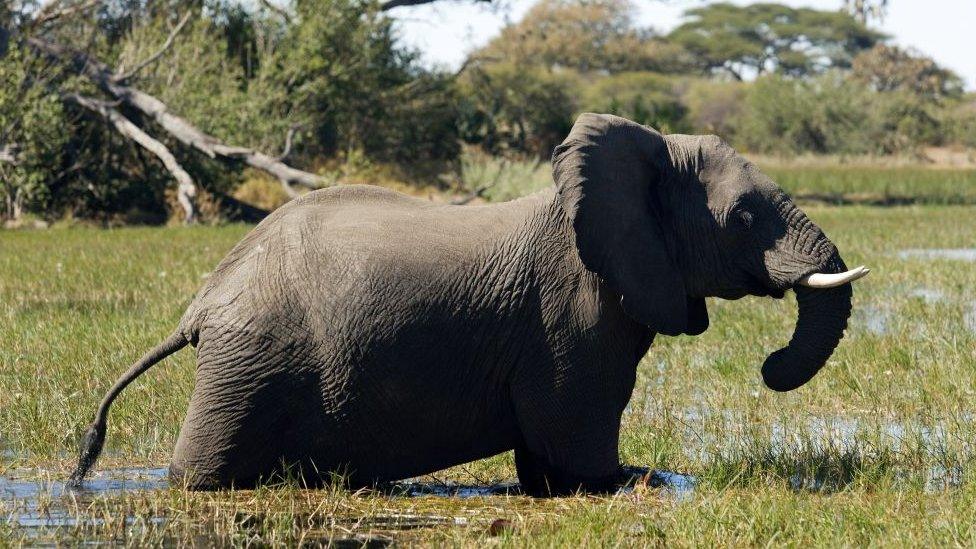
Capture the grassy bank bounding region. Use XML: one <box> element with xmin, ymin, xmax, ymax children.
<box><xmin>2</xmin><ymin>200</ymin><xmax>975</xmax><ymax>544</ymax></box>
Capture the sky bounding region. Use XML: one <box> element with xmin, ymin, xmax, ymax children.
<box><xmin>388</xmin><ymin>0</ymin><xmax>976</xmax><ymax>90</ymax></box>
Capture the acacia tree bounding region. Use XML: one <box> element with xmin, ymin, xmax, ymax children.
<box><xmin>668</xmin><ymin>3</ymin><xmax>884</xmax><ymax>80</ymax></box>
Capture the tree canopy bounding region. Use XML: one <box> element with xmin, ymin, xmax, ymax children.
<box><xmin>477</xmin><ymin>0</ymin><xmax>691</xmax><ymax>74</ymax></box>
<box><xmin>852</xmin><ymin>44</ymin><xmax>964</xmax><ymax>100</ymax></box>
<box><xmin>668</xmin><ymin>3</ymin><xmax>884</xmax><ymax>80</ymax></box>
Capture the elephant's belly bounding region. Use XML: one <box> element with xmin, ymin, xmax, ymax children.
<box><xmin>321</xmin><ymin>389</ymin><xmax>521</xmax><ymax>485</ymax></box>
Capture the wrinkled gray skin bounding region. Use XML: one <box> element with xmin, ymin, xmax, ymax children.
<box><xmin>72</xmin><ymin>113</ymin><xmax>853</xmax><ymax>496</ymax></box>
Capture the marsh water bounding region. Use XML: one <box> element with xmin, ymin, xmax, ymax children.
<box><xmin>2</xmin><ymin>246</ymin><xmax>971</xmax><ymax>543</ymax></box>
<box><xmin>841</xmin><ymin>248</ymin><xmax>976</xmax><ymax>336</ymax></box>
<box><xmin>2</xmin><ymin>407</ymin><xmax>966</xmax><ymax>543</ymax></box>
<box><xmin>0</xmin><ymin>459</ymin><xmax>699</xmax><ymax>542</ymax></box>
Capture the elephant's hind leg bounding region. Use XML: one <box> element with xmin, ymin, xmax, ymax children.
<box><xmin>170</xmin><ymin>327</ymin><xmax>321</xmax><ymax>490</ymax></box>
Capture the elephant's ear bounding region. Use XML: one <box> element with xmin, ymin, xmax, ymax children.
<box><xmin>552</xmin><ymin>113</ymin><xmax>707</xmax><ymax>336</ymax></box>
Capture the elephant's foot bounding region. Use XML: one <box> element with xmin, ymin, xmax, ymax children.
<box><xmin>514</xmin><ymin>446</ymin><xmax>619</xmax><ymax>497</ymax></box>
<box><xmin>167</xmin><ymin>463</ymin><xmax>234</xmax><ymax>491</ymax></box>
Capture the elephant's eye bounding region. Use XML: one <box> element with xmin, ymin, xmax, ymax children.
<box><xmin>731</xmin><ymin>208</ymin><xmax>753</xmax><ymax>230</ymax></box>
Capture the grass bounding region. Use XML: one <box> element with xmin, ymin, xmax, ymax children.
<box><xmin>2</xmin><ymin>170</ymin><xmax>976</xmax><ymax>544</ymax></box>
<box><xmin>458</xmin><ymin>153</ymin><xmax>976</xmax><ymax>206</ymax></box>
<box><xmin>760</xmin><ymin>164</ymin><xmax>976</xmax><ymax>205</ymax></box>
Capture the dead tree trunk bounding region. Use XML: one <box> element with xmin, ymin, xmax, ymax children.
<box><xmin>65</xmin><ymin>94</ymin><xmax>198</xmax><ymax>223</ymax></box>
<box><xmin>28</xmin><ymin>37</ymin><xmax>323</xmax><ymax>199</ymax></box>
<box><xmin>0</xmin><ymin>144</ymin><xmax>19</xmax><ymax>165</ymax></box>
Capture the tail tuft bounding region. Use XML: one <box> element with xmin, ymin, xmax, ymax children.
<box><xmin>69</xmin><ymin>420</ymin><xmax>106</xmax><ymax>487</ymax></box>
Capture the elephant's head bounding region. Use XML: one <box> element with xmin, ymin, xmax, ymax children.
<box><xmin>552</xmin><ymin>113</ymin><xmax>868</xmax><ymax>392</ymax></box>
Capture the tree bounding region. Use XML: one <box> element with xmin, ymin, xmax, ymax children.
<box><xmin>852</xmin><ymin>44</ymin><xmax>963</xmax><ymax>100</ymax></box>
<box><xmin>477</xmin><ymin>0</ymin><xmax>693</xmax><ymax>74</ymax></box>
<box><xmin>844</xmin><ymin>0</ymin><xmax>888</xmax><ymax>24</ymax></box>
<box><xmin>4</xmin><ymin>0</ymin><xmax>463</xmax><ymax>223</ymax></box>
<box><xmin>457</xmin><ymin>62</ymin><xmax>576</xmax><ymax>157</ymax></box>
<box><xmin>668</xmin><ymin>3</ymin><xmax>884</xmax><ymax>80</ymax></box>
<box><xmin>259</xmin><ymin>0</ymin><xmax>459</xmax><ymax>166</ymax></box>
<box><xmin>0</xmin><ymin>46</ymin><xmax>67</xmax><ymax>222</ymax></box>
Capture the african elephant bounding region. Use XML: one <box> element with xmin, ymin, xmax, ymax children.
<box><xmin>71</xmin><ymin>113</ymin><xmax>868</xmax><ymax>496</ymax></box>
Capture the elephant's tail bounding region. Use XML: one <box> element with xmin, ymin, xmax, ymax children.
<box><xmin>69</xmin><ymin>331</ymin><xmax>188</xmax><ymax>487</ymax></box>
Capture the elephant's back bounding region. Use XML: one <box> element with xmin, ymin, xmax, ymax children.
<box><xmin>180</xmin><ymin>184</ymin><xmax>549</xmax><ymax>341</ymax></box>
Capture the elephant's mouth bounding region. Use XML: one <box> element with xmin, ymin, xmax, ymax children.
<box><xmin>712</xmin><ymin>271</ymin><xmax>787</xmax><ymax>300</ymax></box>
<box><xmin>760</xmin><ymin>253</ymin><xmax>868</xmax><ymax>392</ymax></box>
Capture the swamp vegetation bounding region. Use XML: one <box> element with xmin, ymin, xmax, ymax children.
<box><xmin>1</xmin><ymin>165</ymin><xmax>975</xmax><ymax>545</ymax></box>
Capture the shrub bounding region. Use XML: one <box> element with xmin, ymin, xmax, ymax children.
<box><xmin>578</xmin><ymin>72</ymin><xmax>691</xmax><ymax>134</ymax></box>
<box><xmin>458</xmin><ymin>63</ymin><xmax>577</xmax><ymax>158</ymax></box>
<box><xmin>0</xmin><ymin>47</ymin><xmax>67</xmax><ymax>222</ymax></box>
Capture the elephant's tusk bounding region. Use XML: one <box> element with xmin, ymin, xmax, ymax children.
<box><xmin>798</xmin><ymin>266</ymin><xmax>870</xmax><ymax>289</ymax></box>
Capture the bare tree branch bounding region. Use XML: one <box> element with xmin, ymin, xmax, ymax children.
<box><xmin>380</xmin><ymin>0</ymin><xmax>491</xmax><ymax>11</ymax></box>
<box><xmin>30</xmin><ymin>0</ymin><xmax>99</xmax><ymax>29</ymax></box>
<box><xmin>29</xmin><ymin>37</ymin><xmax>322</xmax><ymax>198</ymax></box>
<box><xmin>259</xmin><ymin>0</ymin><xmax>293</xmax><ymax>23</ymax></box>
<box><xmin>114</xmin><ymin>11</ymin><xmax>193</xmax><ymax>82</ymax></box>
<box><xmin>65</xmin><ymin>92</ymin><xmax>199</xmax><ymax>223</ymax></box>
<box><xmin>277</xmin><ymin>124</ymin><xmax>301</xmax><ymax>161</ymax></box>
<box><xmin>0</xmin><ymin>144</ymin><xmax>21</xmax><ymax>165</ymax></box>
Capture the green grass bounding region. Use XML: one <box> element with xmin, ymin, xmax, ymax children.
<box><xmin>2</xmin><ymin>200</ymin><xmax>975</xmax><ymax>545</ymax></box>
<box><xmin>458</xmin><ymin>152</ymin><xmax>976</xmax><ymax>205</ymax></box>
<box><xmin>761</xmin><ymin>164</ymin><xmax>976</xmax><ymax>205</ymax></box>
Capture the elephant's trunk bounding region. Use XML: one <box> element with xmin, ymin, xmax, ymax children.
<box><xmin>761</xmin><ymin>252</ymin><xmax>853</xmax><ymax>392</ymax></box>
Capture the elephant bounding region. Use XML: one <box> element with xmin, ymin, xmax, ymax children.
<box><xmin>70</xmin><ymin>113</ymin><xmax>868</xmax><ymax>496</ymax></box>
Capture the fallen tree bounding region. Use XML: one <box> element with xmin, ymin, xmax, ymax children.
<box><xmin>29</xmin><ymin>36</ymin><xmax>324</xmax><ymax>207</ymax></box>
<box><xmin>0</xmin><ymin>144</ymin><xmax>20</xmax><ymax>165</ymax></box>
<box><xmin>65</xmin><ymin>93</ymin><xmax>199</xmax><ymax>223</ymax></box>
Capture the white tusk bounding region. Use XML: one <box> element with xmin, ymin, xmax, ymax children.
<box><xmin>798</xmin><ymin>266</ymin><xmax>870</xmax><ymax>288</ymax></box>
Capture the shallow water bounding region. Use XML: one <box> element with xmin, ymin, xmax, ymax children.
<box><xmin>966</xmin><ymin>301</ymin><xmax>976</xmax><ymax>334</ymax></box>
<box><xmin>908</xmin><ymin>287</ymin><xmax>946</xmax><ymax>304</ymax></box>
<box><xmin>0</xmin><ymin>467</ymin><xmax>169</xmax><ymax>530</ymax></box>
<box><xmin>852</xmin><ymin>304</ymin><xmax>891</xmax><ymax>335</ymax></box>
<box><xmin>0</xmin><ymin>463</ymin><xmax>698</xmax><ymax>543</ymax></box>
<box><xmin>897</xmin><ymin>248</ymin><xmax>976</xmax><ymax>262</ymax></box>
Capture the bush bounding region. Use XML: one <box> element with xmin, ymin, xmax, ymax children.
<box><xmin>0</xmin><ymin>47</ymin><xmax>67</xmax><ymax>222</ymax></box>
<box><xmin>578</xmin><ymin>72</ymin><xmax>690</xmax><ymax>134</ymax></box>
<box><xmin>681</xmin><ymin>79</ymin><xmax>746</xmax><ymax>142</ymax></box>
<box><xmin>736</xmin><ymin>73</ymin><xmax>876</xmax><ymax>155</ymax></box>
<box><xmin>458</xmin><ymin>63</ymin><xmax>577</xmax><ymax>158</ymax></box>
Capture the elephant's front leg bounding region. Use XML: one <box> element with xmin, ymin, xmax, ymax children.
<box><xmin>511</xmin><ymin>362</ymin><xmax>635</xmax><ymax>496</ymax></box>
<box><xmin>513</xmin><ymin>441</ymin><xmax>621</xmax><ymax>496</ymax></box>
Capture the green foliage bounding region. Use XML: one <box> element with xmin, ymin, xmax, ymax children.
<box><xmin>579</xmin><ymin>72</ymin><xmax>690</xmax><ymax>134</ymax></box>
<box><xmin>458</xmin><ymin>150</ymin><xmax>551</xmax><ymax>202</ymax></box>
<box><xmin>2</xmin><ymin>0</ymin><xmax>463</xmax><ymax>222</ymax></box>
<box><xmin>736</xmin><ymin>73</ymin><xmax>874</xmax><ymax>154</ymax></box>
<box><xmin>0</xmin><ymin>47</ymin><xmax>67</xmax><ymax>221</ymax></box>
<box><xmin>458</xmin><ymin>63</ymin><xmax>576</xmax><ymax>157</ymax></box>
<box><xmin>680</xmin><ymin>79</ymin><xmax>746</xmax><ymax>141</ymax></box>
<box><xmin>668</xmin><ymin>3</ymin><xmax>883</xmax><ymax>79</ymax></box>
<box><xmin>476</xmin><ymin>0</ymin><xmax>693</xmax><ymax>74</ymax></box>
<box><xmin>942</xmin><ymin>96</ymin><xmax>976</xmax><ymax>149</ymax></box>
<box><xmin>3</xmin><ymin>0</ymin><xmax>975</xmax><ymax>222</ymax></box>
<box><xmin>852</xmin><ymin>44</ymin><xmax>964</xmax><ymax>100</ymax></box>
<box><xmin>734</xmin><ymin>72</ymin><xmax>943</xmax><ymax>155</ymax></box>
<box><xmin>256</xmin><ymin>0</ymin><xmax>458</xmax><ymax>166</ymax></box>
